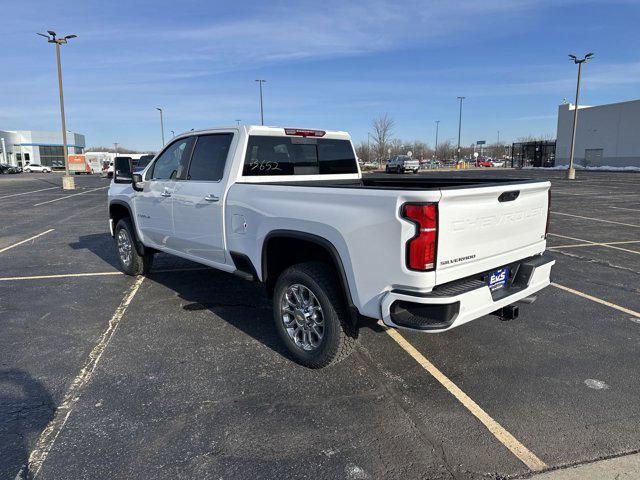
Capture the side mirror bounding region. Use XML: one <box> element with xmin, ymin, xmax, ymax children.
<box><xmin>114</xmin><ymin>157</ymin><xmax>132</xmax><ymax>183</ymax></box>
<box><xmin>132</xmin><ymin>173</ymin><xmax>144</xmax><ymax>191</ymax></box>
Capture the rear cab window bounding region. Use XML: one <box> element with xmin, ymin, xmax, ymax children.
<box><xmin>242</xmin><ymin>135</ymin><xmax>358</xmax><ymax>176</ymax></box>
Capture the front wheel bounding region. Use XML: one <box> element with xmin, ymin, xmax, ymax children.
<box><xmin>273</xmin><ymin>262</ymin><xmax>357</xmax><ymax>368</ymax></box>
<box><xmin>114</xmin><ymin>218</ymin><xmax>154</xmax><ymax>275</ymax></box>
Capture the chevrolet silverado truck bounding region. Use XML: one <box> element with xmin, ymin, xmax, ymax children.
<box><xmin>108</xmin><ymin>126</ymin><xmax>554</xmax><ymax>368</ymax></box>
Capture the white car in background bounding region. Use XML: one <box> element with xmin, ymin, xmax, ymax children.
<box><xmin>492</xmin><ymin>160</ymin><xmax>506</xmax><ymax>168</ymax></box>
<box><xmin>23</xmin><ymin>163</ymin><xmax>52</xmax><ymax>173</ymax></box>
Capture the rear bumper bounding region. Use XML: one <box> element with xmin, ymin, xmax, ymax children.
<box><xmin>381</xmin><ymin>253</ymin><xmax>555</xmax><ymax>332</ymax></box>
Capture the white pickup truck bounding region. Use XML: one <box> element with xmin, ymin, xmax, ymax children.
<box><xmin>108</xmin><ymin>126</ymin><xmax>554</xmax><ymax>368</ymax></box>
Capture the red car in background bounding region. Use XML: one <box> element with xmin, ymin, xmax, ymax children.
<box><xmin>477</xmin><ymin>159</ymin><xmax>493</xmax><ymax>167</ymax></box>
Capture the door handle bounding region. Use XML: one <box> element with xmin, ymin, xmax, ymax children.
<box><xmin>204</xmin><ymin>194</ymin><xmax>219</xmax><ymax>202</ymax></box>
<box><xmin>161</xmin><ymin>191</ymin><xmax>172</xmax><ymax>198</ymax></box>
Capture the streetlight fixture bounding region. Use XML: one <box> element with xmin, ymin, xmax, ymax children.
<box><xmin>235</xmin><ymin>119</ymin><xmax>241</xmax><ymax>126</ymax></box>
<box><xmin>566</xmin><ymin>52</ymin><xmax>594</xmax><ymax>180</ymax></box>
<box><xmin>456</xmin><ymin>97</ymin><xmax>466</xmax><ymax>162</ymax></box>
<box><xmin>170</xmin><ymin>130</ymin><xmax>175</xmax><ymax>138</ymax></box>
<box><xmin>255</xmin><ymin>80</ymin><xmax>266</xmax><ymax>125</ymax></box>
<box><xmin>434</xmin><ymin>120</ymin><xmax>440</xmax><ymax>161</ymax></box>
<box><xmin>37</xmin><ymin>30</ymin><xmax>77</xmax><ymax>190</ymax></box>
<box><xmin>156</xmin><ymin>107</ymin><xmax>165</xmax><ymax>146</ymax></box>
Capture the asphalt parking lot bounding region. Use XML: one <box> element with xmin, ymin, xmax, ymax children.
<box><xmin>1</xmin><ymin>169</ymin><xmax>639</xmax><ymax>480</ymax></box>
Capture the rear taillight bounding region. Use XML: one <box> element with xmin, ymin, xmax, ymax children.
<box><xmin>402</xmin><ymin>203</ymin><xmax>438</xmax><ymax>271</ymax></box>
<box><xmin>545</xmin><ymin>189</ymin><xmax>551</xmax><ymax>237</ymax></box>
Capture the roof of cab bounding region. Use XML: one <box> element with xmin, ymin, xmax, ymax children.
<box><xmin>174</xmin><ymin>125</ymin><xmax>351</xmax><ymax>140</ymax></box>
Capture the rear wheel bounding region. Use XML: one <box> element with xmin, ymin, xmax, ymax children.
<box><xmin>273</xmin><ymin>262</ymin><xmax>357</xmax><ymax>368</ymax></box>
<box><xmin>114</xmin><ymin>218</ymin><xmax>154</xmax><ymax>276</ymax></box>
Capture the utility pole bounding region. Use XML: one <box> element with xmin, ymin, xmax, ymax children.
<box><xmin>255</xmin><ymin>80</ymin><xmax>266</xmax><ymax>125</ymax></box>
<box><xmin>434</xmin><ymin>120</ymin><xmax>440</xmax><ymax>161</ymax></box>
<box><xmin>37</xmin><ymin>30</ymin><xmax>77</xmax><ymax>189</ymax></box>
<box><xmin>456</xmin><ymin>97</ymin><xmax>465</xmax><ymax>162</ymax></box>
<box><xmin>567</xmin><ymin>53</ymin><xmax>594</xmax><ymax>180</ymax></box>
<box><xmin>156</xmin><ymin>107</ymin><xmax>165</xmax><ymax>146</ymax></box>
<box><xmin>114</xmin><ymin>142</ymin><xmax>119</xmax><ymax>159</ymax></box>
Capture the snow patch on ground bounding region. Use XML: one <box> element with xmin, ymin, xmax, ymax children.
<box><xmin>524</xmin><ymin>165</ymin><xmax>640</xmax><ymax>172</ymax></box>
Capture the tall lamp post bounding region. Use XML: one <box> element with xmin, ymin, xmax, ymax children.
<box><xmin>456</xmin><ymin>97</ymin><xmax>465</xmax><ymax>162</ymax></box>
<box><xmin>156</xmin><ymin>107</ymin><xmax>165</xmax><ymax>146</ymax></box>
<box><xmin>37</xmin><ymin>31</ymin><xmax>77</xmax><ymax>190</ymax></box>
<box><xmin>434</xmin><ymin>120</ymin><xmax>440</xmax><ymax>161</ymax></box>
<box><xmin>567</xmin><ymin>53</ymin><xmax>594</xmax><ymax>180</ymax></box>
<box><xmin>255</xmin><ymin>79</ymin><xmax>266</xmax><ymax>125</ymax></box>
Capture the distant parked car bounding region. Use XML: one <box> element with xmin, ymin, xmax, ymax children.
<box><xmin>132</xmin><ymin>154</ymin><xmax>154</xmax><ymax>173</ymax></box>
<box><xmin>477</xmin><ymin>159</ymin><xmax>493</xmax><ymax>168</ymax></box>
<box><xmin>103</xmin><ymin>161</ymin><xmax>115</xmax><ymax>178</ymax></box>
<box><xmin>23</xmin><ymin>163</ymin><xmax>52</xmax><ymax>173</ymax></box>
<box><xmin>386</xmin><ymin>155</ymin><xmax>420</xmax><ymax>174</ymax></box>
<box><xmin>491</xmin><ymin>160</ymin><xmax>506</xmax><ymax>167</ymax></box>
<box><xmin>362</xmin><ymin>161</ymin><xmax>379</xmax><ymax>169</ymax></box>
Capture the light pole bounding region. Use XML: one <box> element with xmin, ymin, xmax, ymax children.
<box><xmin>255</xmin><ymin>79</ymin><xmax>266</xmax><ymax>125</ymax></box>
<box><xmin>156</xmin><ymin>107</ymin><xmax>165</xmax><ymax>146</ymax></box>
<box><xmin>567</xmin><ymin>52</ymin><xmax>594</xmax><ymax>180</ymax></box>
<box><xmin>37</xmin><ymin>30</ymin><xmax>77</xmax><ymax>189</ymax></box>
<box><xmin>235</xmin><ymin>119</ymin><xmax>241</xmax><ymax>126</ymax></box>
<box><xmin>170</xmin><ymin>130</ymin><xmax>175</xmax><ymax>138</ymax></box>
<box><xmin>456</xmin><ymin>97</ymin><xmax>465</xmax><ymax>162</ymax></box>
<box><xmin>434</xmin><ymin>120</ymin><xmax>440</xmax><ymax>161</ymax></box>
<box><xmin>114</xmin><ymin>142</ymin><xmax>119</xmax><ymax>158</ymax></box>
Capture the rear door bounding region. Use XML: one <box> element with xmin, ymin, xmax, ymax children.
<box><xmin>172</xmin><ymin>132</ymin><xmax>234</xmax><ymax>265</ymax></box>
<box><xmin>435</xmin><ymin>181</ymin><xmax>549</xmax><ymax>284</ymax></box>
<box><xmin>134</xmin><ymin>137</ymin><xmax>194</xmax><ymax>247</ymax></box>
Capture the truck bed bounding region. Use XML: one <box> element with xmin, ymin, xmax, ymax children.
<box><xmin>239</xmin><ymin>176</ymin><xmax>542</xmax><ymax>190</ymax></box>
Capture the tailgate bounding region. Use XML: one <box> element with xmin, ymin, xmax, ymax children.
<box><xmin>435</xmin><ymin>181</ymin><xmax>549</xmax><ymax>284</ymax></box>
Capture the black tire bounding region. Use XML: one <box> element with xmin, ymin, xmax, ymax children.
<box><xmin>273</xmin><ymin>262</ymin><xmax>357</xmax><ymax>368</ymax></box>
<box><xmin>114</xmin><ymin>218</ymin><xmax>154</xmax><ymax>276</ymax></box>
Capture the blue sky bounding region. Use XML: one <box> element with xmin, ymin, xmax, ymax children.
<box><xmin>2</xmin><ymin>0</ymin><xmax>639</xmax><ymax>151</ymax></box>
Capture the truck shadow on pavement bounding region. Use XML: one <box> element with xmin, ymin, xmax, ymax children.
<box><xmin>0</xmin><ymin>369</ymin><xmax>54</xmax><ymax>480</ymax></box>
<box><xmin>69</xmin><ymin>233</ymin><xmax>121</xmax><ymax>269</ymax></box>
<box><xmin>145</xmin><ymin>266</ymin><xmax>291</xmax><ymax>359</ymax></box>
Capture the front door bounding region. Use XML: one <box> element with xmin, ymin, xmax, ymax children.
<box><xmin>134</xmin><ymin>136</ymin><xmax>194</xmax><ymax>247</ymax></box>
<box><xmin>172</xmin><ymin>133</ymin><xmax>234</xmax><ymax>265</ymax></box>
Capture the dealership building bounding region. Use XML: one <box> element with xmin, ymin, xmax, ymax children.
<box><xmin>556</xmin><ymin>99</ymin><xmax>640</xmax><ymax>168</ymax></box>
<box><xmin>0</xmin><ymin>130</ymin><xmax>86</xmax><ymax>168</ymax></box>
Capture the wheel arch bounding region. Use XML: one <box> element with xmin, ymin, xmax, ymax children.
<box><xmin>261</xmin><ymin>230</ymin><xmax>359</xmax><ymax>325</ymax></box>
<box><xmin>109</xmin><ymin>200</ymin><xmax>148</xmax><ymax>256</ymax></box>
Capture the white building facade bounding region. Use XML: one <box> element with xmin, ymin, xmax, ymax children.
<box><xmin>556</xmin><ymin>99</ymin><xmax>640</xmax><ymax>167</ymax></box>
<box><xmin>0</xmin><ymin>130</ymin><xmax>86</xmax><ymax>168</ymax></box>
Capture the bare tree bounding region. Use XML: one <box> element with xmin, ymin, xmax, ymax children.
<box><xmin>436</xmin><ymin>139</ymin><xmax>455</xmax><ymax>161</ymax></box>
<box><xmin>371</xmin><ymin>113</ymin><xmax>394</xmax><ymax>163</ymax></box>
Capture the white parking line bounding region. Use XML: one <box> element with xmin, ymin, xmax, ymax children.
<box><xmin>33</xmin><ymin>186</ymin><xmax>108</xmax><ymax>206</ymax></box>
<box><xmin>0</xmin><ymin>271</ymin><xmax>123</xmax><ymax>281</ymax></box>
<box><xmin>379</xmin><ymin>321</ymin><xmax>548</xmax><ymax>472</ymax></box>
<box><xmin>552</xmin><ymin>283</ymin><xmax>640</xmax><ymax>318</ymax></box>
<box><xmin>552</xmin><ymin>211</ymin><xmax>640</xmax><ymax>228</ymax></box>
<box><xmin>27</xmin><ymin>276</ymin><xmax>145</xmax><ymax>479</ymax></box>
<box><xmin>0</xmin><ymin>229</ymin><xmax>55</xmax><ymax>253</ymax></box>
<box><xmin>0</xmin><ymin>186</ymin><xmax>59</xmax><ymax>199</ymax></box>
<box><xmin>610</xmin><ymin>206</ymin><xmax>640</xmax><ymax>212</ymax></box>
<box><xmin>549</xmin><ymin>240</ymin><xmax>640</xmax><ymax>249</ymax></box>
<box><xmin>0</xmin><ymin>267</ymin><xmax>211</xmax><ymax>282</ymax></box>
<box><xmin>548</xmin><ymin>233</ymin><xmax>640</xmax><ymax>255</ymax></box>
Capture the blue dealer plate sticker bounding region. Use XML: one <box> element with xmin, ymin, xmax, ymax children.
<box><xmin>489</xmin><ymin>267</ymin><xmax>509</xmax><ymax>291</ymax></box>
